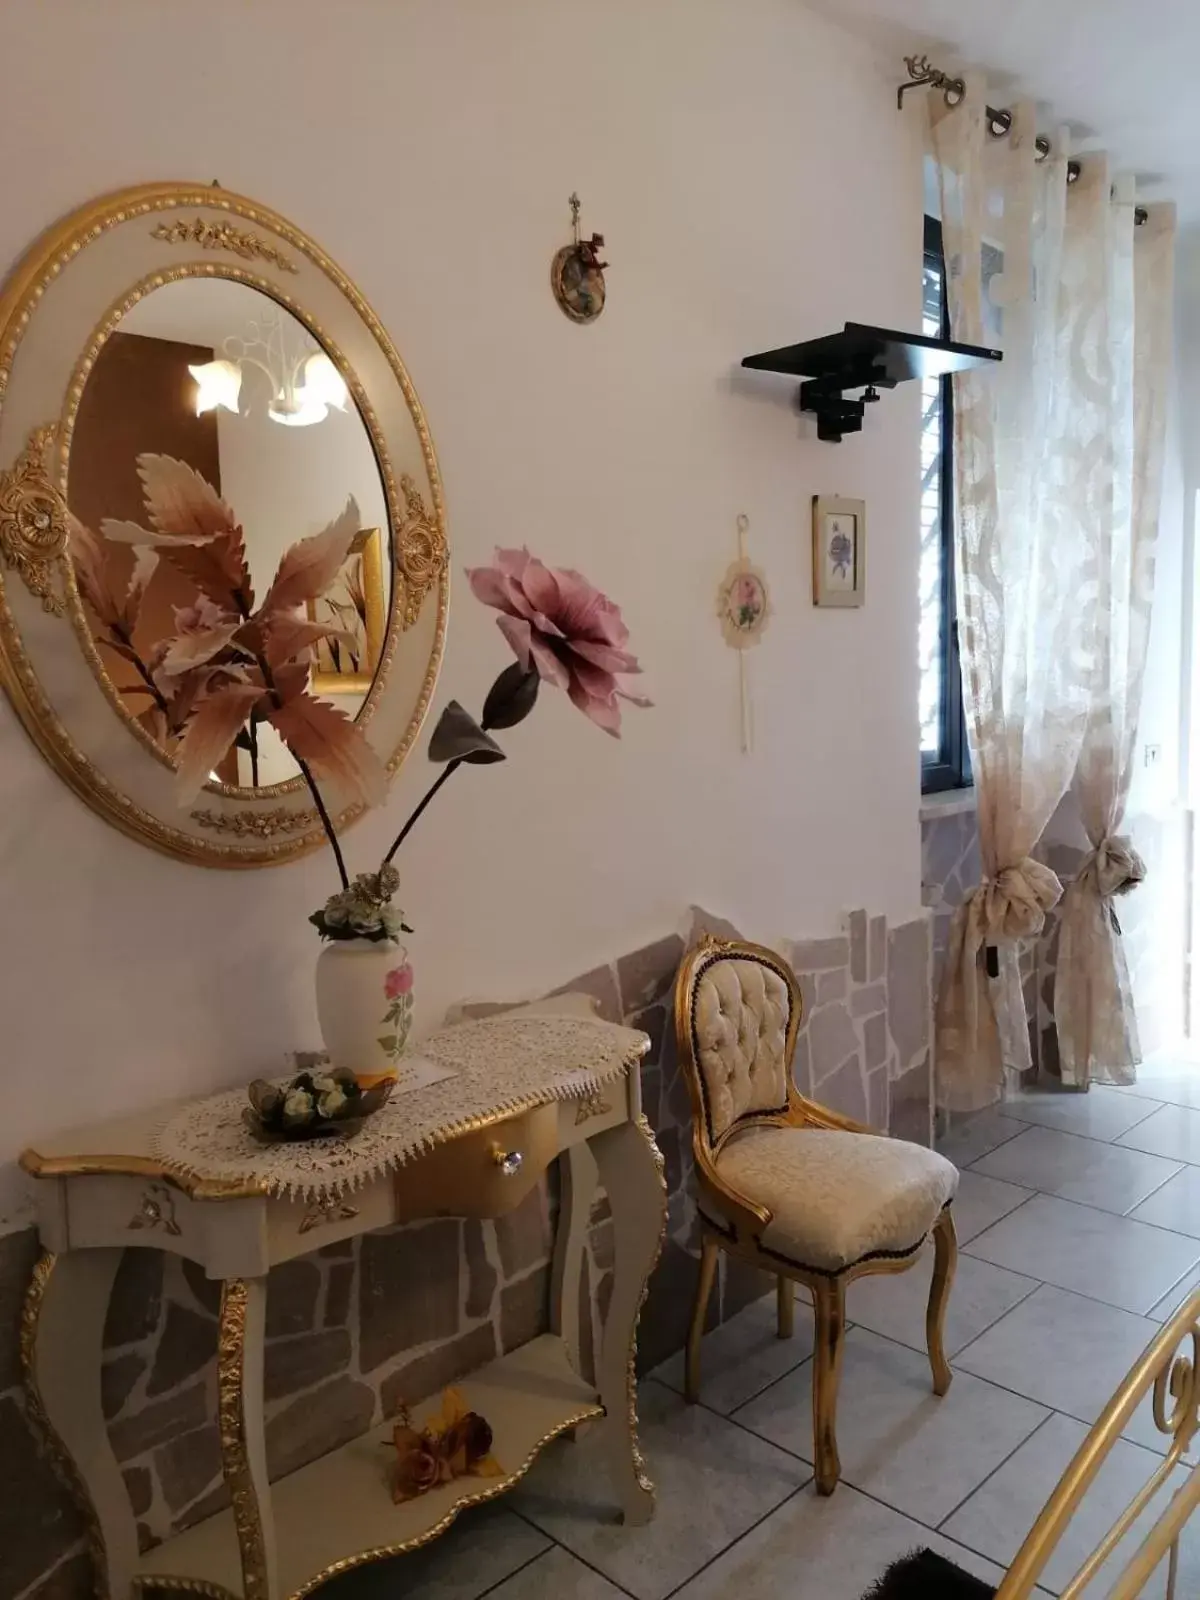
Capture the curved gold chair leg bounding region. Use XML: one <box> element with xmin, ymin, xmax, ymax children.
<box><xmin>685</xmin><ymin>1234</ymin><xmax>720</xmax><ymax>1403</ymax></box>
<box><xmin>811</xmin><ymin>1276</ymin><xmax>846</xmax><ymax>1495</ymax></box>
<box><xmin>927</xmin><ymin>1207</ymin><xmax>957</xmax><ymax>1398</ymax></box>
<box><xmin>777</xmin><ymin>1274</ymin><xmax>795</xmax><ymax>1339</ymax></box>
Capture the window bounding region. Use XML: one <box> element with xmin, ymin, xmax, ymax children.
<box><xmin>920</xmin><ymin>216</ymin><xmax>970</xmax><ymax>793</ymax></box>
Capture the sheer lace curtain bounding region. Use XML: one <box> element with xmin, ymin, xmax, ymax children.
<box><xmin>1055</xmin><ymin>194</ymin><xmax>1175</xmax><ymax>1086</ymax></box>
<box><xmin>930</xmin><ymin>81</ymin><xmax>1109</xmax><ymax>1112</ymax></box>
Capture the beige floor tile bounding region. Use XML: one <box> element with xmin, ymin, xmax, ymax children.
<box><xmin>1110</xmin><ymin>1059</ymin><xmax>1200</xmax><ymax>1110</ymax></box>
<box><xmin>949</xmin><ymin>1169</ymin><xmax>1034</xmax><ymax>1244</ymax></box>
<box><xmin>1117</xmin><ymin>1101</ymin><xmax>1200</xmax><ymax>1163</ymax></box>
<box><xmin>651</xmin><ymin>1291</ymin><xmax>814</xmax><ymax>1414</ymax></box>
<box><xmin>963</xmin><ymin>1194</ymin><xmax>1200</xmax><ymax>1315</ymax></box>
<box><xmin>1002</xmin><ymin>1084</ymin><xmax>1164</xmax><ymax>1142</ymax></box>
<box><xmin>318</xmin><ymin>1503</ymin><xmax>549</xmax><ymax>1599</ymax></box>
<box><xmin>941</xmin><ymin>1412</ymin><xmax>1197</xmax><ymax>1597</ymax></box>
<box><xmin>937</xmin><ymin>1108</ymin><xmax>1027</xmax><ymax>1168</ymax></box>
<box><xmin>511</xmin><ymin>1380</ymin><xmax>809</xmax><ymax>1600</ymax></box>
<box><xmin>488</xmin><ymin>1547</ymin><xmax>628</xmax><ymax>1599</ymax></box>
<box><xmin>845</xmin><ymin>1238</ymin><xmax>1038</xmax><ymax>1357</ymax></box>
<box><xmin>970</xmin><ymin>1125</ymin><xmax>1183</xmax><ymax>1215</ymax></box>
<box><xmin>1147</xmin><ymin>1260</ymin><xmax>1200</xmax><ymax>1322</ymax></box>
<box><xmin>733</xmin><ymin>1326</ymin><xmax>1047</xmax><ymax>1526</ymax></box>
<box><xmin>674</xmin><ymin>1482</ymin><xmax>1014</xmax><ymax>1600</ymax></box>
<box><xmin>1129</xmin><ymin>1162</ymin><xmax>1200</xmax><ymax>1237</ymax></box>
<box><xmin>953</xmin><ymin>1284</ymin><xmax>1193</xmax><ymax>1460</ymax></box>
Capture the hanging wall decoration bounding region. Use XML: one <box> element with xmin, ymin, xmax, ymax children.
<box><xmin>551</xmin><ymin>193</ymin><xmax>608</xmax><ymax>324</ymax></box>
<box><xmin>716</xmin><ymin>513</ymin><xmax>771</xmax><ymax>753</ymax></box>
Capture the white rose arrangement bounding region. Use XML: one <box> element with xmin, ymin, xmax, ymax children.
<box><xmin>245</xmin><ymin>1064</ymin><xmax>393</xmax><ymax>1141</ymax></box>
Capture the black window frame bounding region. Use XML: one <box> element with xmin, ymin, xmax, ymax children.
<box><xmin>921</xmin><ymin>215</ymin><xmax>971</xmax><ymax>795</ymax></box>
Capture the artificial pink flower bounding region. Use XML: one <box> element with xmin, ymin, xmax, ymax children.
<box><xmin>385</xmin><ymin>962</ymin><xmax>414</xmax><ymax>999</ymax></box>
<box><xmin>464</xmin><ymin>547</ymin><xmax>650</xmax><ymax>737</ymax></box>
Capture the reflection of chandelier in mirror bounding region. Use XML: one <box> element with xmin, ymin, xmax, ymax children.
<box><xmin>189</xmin><ymin>303</ymin><xmax>348</xmax><ymax>428</ymax></box>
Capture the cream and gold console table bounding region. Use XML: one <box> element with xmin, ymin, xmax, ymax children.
<box><xmin>19</xmin><ymin>1014</ymin><xmax>664</xmax><ymax>1600</ymax></box>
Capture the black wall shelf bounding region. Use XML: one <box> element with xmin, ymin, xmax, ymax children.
<box><xmin>741</xmin><ymin>321</ymin><xmax>1002</xmax><ymax>442</ymax></box>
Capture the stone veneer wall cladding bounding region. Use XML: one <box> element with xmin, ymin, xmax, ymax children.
<box><xmin>3</xmin><ymin>903</ymin><xmax>933</xmax><ymax>1600</ymax></box>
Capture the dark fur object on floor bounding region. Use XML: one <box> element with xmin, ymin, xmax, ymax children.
<box><xmin>861</xmin><ymin>1547</ymin><xmax>997</xmax><ymax>1598</ymax></box>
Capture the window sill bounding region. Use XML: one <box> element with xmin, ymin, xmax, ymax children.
<box><xmin>920</xmin><ymin>787</ymin><xmax>976</xmax><ymax>823</ymax></box>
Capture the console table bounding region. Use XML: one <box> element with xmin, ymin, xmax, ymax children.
<box><xmin>19</xmin><ymin>1014</ymin><xmax>664</xmax><ymax>1600</ymax></box>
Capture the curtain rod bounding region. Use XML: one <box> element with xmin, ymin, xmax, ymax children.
<box><xmin>897</xmin><ymin>54</ymin><xmax>1149</xmax><ymax>226</ymax></box>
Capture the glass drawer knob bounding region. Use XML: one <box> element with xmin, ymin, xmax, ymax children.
<box><xmin>493</xmin><ymin>1149</ymin><xmax>523</xmax><ymax>1177</ymax></box>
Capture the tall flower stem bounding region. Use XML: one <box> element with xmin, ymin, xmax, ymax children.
<box><xmin>247</xmin><ymin>716</ymin><xmax>260</xmax><ymax>788</ymax></box>
<box><xmin>99</xmin><ymin>629</ymin><xmax>173</xmax><ymax>722</ymax></box>
<box><xmin>249</xmin><ymin>644</ymin><xmax>349</xmax><ymax>891</ymax></box>
<box><xmin>381</xmin><ymin>759</ymin><xmax>461</xmax><ymax>867</ymax></box>
<box><xmin>379</xmin><ymin>663</ymin><xmax>539</xmax><ymax>869</ymax></box>
<box><xmin>294</xmin><ymin>751</ymin><xmax>349</xmax><ymax>889</ymax></box>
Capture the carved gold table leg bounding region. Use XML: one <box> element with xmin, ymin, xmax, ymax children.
<box><xmin>551</xmin><ymin>1139</ymin><xmax>599</xmax><ymax>1378</ymax></box>
<box><xmin>23</xmin><ymin>1249</ymin><xmax>136</xmax><ymax>1600</ymax></box>
<box><xmin>589</xmin><ymin>1115</ymin><xmax>667</xmax><ymax>1526</ymax></box>
<box><xmin>218</xmin><ymin>1278</ymin><xmax>278</xmax><ymax>1600</ymax></box>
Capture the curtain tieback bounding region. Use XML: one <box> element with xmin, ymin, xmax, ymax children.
<box><xmin>937</xmin><ymin>858</ymin><xmax>1062</xmax><ymax>1098</ymax></box>
<box><xmin>1077</xmin><ymin>835</ymin><xmax>1146</xmax><ymax>900</ymax></box>
<box><xmin>971</xmin><ymin>857</ymin><xmax>1063</xmax><ymax>948</ymax></box>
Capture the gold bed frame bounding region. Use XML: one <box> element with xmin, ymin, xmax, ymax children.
<box><xmin>996</xmin><ymin>1286</ymin><xmax>1199</xmax><ymax>1598</ymax></box>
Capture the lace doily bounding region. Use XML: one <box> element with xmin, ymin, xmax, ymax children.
<box><xmin>152</xmin><ymin>1014</ymin><xmax>648</xmax><ymax>1201</ymax></box>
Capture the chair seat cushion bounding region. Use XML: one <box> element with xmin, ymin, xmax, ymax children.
<box><xmin>714</xmin><ymin>1125</ymin><xmax>959</xmax><ymax>1273</ymax></box>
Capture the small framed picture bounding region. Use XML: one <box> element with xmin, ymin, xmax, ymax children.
<box><xmin>307</xmin><ymin>527</ymin><xmax>386</xmax><ymax>693</ymax></box>
<box><xmin>812</xmin><ymin>496</ymin><xmax>865</xmax><ymax>608</ymax></box>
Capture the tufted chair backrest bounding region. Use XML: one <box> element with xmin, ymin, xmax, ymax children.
<box><xmin>684</xmin><ymin>947</ymin><xmax>797</xmax><ymax>1144</ymax></box>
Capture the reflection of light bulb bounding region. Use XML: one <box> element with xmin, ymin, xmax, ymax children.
<box><xmin>301</xmin><ymin>352</ymin><xmax>348</xmax><ymax>411</ymax></box>
<box><xmin>268</xmin><ymin>395</ymin><xmax>330</xmax><ymax>427</ymax></box>
<box><xmin>189</xmin><ymin>359</ymin><xmax>242</xmax><ymax>415</ymax></box>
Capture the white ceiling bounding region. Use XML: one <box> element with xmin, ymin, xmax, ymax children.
<box><xmin>809</xmin><ymin>0</ymin><xmax>1200</xmax><ymax>221</ymax></box>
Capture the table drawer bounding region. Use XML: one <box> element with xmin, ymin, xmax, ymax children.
<box><xmin>393</xmin><ymin>1103</ymin><xmax>559</xmax><ymax>1222</ymax></box>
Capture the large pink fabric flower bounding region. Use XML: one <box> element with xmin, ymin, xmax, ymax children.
<box><xmin>465</xmin><ymin>548</ymin><xmax>650</xmax><ymax>736</ymax></box>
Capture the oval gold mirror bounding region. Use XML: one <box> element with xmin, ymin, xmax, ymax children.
<box><xmin>0</xmin><ymin>182</ymin><xmax>447</xmax><ymax>866</ymax></box>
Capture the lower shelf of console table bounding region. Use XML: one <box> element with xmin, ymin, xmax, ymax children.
<box><xmin>138</xmin><ymin>1335</ymin><xmax>600</xmax><ymax>1599</ymax></box>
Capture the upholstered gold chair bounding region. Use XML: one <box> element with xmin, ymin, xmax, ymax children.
<box><xmin>675</xmin><ymin>935</ymin><xmax>960</xmax><ymax>1495</ymax></box>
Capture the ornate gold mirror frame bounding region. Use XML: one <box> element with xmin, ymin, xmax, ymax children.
<box><xmin>0</xmin><ymin>182</ymin><xmax>448</xmax><ymax>867</ymax></box>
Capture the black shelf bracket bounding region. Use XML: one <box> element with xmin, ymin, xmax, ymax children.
<box><xmin>742</xmin><ymin>321</ymin><xmax>1001</xmax><ymax>443</ymax></box>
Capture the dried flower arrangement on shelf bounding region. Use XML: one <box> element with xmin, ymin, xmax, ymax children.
<box><xmin>390</xmin><ymin>1388</ymin><xmax>503</xmax><ymax>1503</ymax></box>
<box><xmin>244</xmin><ymin>1066</ymin><xmax>394</xmax><ymax>1142</ymax></box>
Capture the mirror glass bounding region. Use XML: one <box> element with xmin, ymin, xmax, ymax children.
<box><xmin>65</xmin><ymin>278</ymin><xmax>391</xmax><ymax>789</ymax></box>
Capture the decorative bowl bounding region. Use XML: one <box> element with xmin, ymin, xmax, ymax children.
<box><xmin>242</xmin><ymin>1067</ymin><xmax>394</xmax><ymax>1143</ymax></box>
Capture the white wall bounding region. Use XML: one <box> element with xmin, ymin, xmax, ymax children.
<box><xmin>0</xmin><ymin>0</ymin><xmax>924</xmax><ymax>1219</ymax></box>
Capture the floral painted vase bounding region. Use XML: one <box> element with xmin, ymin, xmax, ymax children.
<box><xmin>314</xmin><ymin>939</ymin><xmax>414</xmax><ymax>1090</ymax></box>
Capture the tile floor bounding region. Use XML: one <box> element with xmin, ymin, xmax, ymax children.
<box><xmin>326</xmin><ymin>1062</ymin><xmax>1200</xmax><ymax>1599</ymax></box>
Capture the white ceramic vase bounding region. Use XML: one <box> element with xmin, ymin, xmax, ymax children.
<box><xmin>314</xmin><ymin>938</ymin><xmax>414</xmax><ymax>1089</ymax></box>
